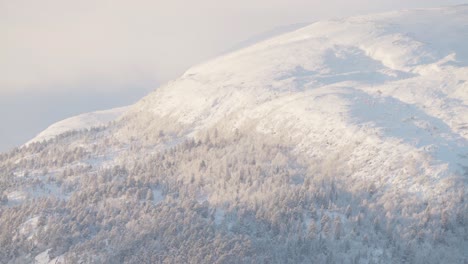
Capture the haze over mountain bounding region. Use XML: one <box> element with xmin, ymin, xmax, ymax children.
<box><xmin>2</xmin><ymin>0</ymin><xmax>467</xmax><ymax>153</ymax></box>
<box><xmin>1</xmin><ymin>5</ymin><xmax>467</xmax><ymax>263</ymax></box>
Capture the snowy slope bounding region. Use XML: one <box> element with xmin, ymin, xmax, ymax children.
<box><xmin>26</xmin><ymin>106</ymin><xmax>129</xmax><ymax>145</ymax></box>
<box><xmin>120</xmin><ymin>5</ymin><xmax>468</xmax><ymax>205</ymax></box>
<box><xmin>133</xmin><ymin>5</ymin><xmax>468</xmax><ymax>133</ymax></box>
<box><xmin>223</xmin><ymin>23</ymin><xmax>310</xmax><ymax>54</ymax></box>
<box><xmin>25</xmin><ymin>5</ymin><xmax>468</xmax><ymax>201</ymax></box>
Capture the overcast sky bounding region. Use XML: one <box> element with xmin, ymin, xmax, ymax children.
<box><xmin>1</xmin><ymin>0</ymin><xmax>466</xmax><ymax>151</ymax></box>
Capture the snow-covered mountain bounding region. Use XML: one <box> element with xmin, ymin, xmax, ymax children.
<box><xmin>26</xmin><ymin>106</ymin><xmax>129</xmax><ymax>145</ymax></box>
<box><xmin>2</xmin><ymin>5</ymin><xmax>468</xmax><ymax>263</ymax></box>
<box><xmin>130</xmin><ymin>4</ymin><xmax>468</xmax><ymax>165</ymax></box>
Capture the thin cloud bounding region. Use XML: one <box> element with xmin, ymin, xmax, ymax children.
<box><xmin>2</xmin><ymin>0</ymin><xmax>466</xmax><ymax>95</ymax></box>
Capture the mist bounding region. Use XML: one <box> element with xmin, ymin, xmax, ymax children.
<box><xmin>1</xmin><ymin>0</ymin><xmax>466</xmax><ymax>151</ymax></box>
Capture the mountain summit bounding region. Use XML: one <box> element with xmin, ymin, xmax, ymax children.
<box><xmin>2</xmin><ymin>5</ymin><xmax>468</xmax><ymax>263</ymax></box>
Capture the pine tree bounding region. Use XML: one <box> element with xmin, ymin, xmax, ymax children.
<box><xmin>334</xmin><ymin>216</ymin><xmax>342</xmax><ymax>240</ymax></box>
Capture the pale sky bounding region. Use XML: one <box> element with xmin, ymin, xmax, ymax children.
<box><xmin>1</xmin><ymin>0</ymin><xmax>466</xmax><ymax>151</ymax></box>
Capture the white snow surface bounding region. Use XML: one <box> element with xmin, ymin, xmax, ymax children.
<box><xmin>18</xmin><ymin>216</ymin><xmax>39</xmax><ymax>240</ymax></box>
<box><xmin>131</xmin><ymin>6</ymin><xmax>468</xmax><ymax>134</ymax></box>
<box><xmin>121</xmin><ymin>5</ymin><xmax>468</xmax><ymax>199</ymax></box>
<box><xmin>26</xmin><ymin>106</ymin><xmax>129</xmax><ymax>145</ymax></box>
<box><xmin>34</xmin><ymin>249</ymin><xmax>64</xmax><ymax>264</ymax></box>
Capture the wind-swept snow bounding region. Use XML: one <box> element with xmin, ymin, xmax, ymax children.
<box><xmin>26</xmin><ymin>106</ymin><xmax>129</xmax><ymax>145</ymax></box>
<box><xmin>127</xmin><ymin>5</ymin><xmax>468</xmax><ymax>183</ymax></box>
